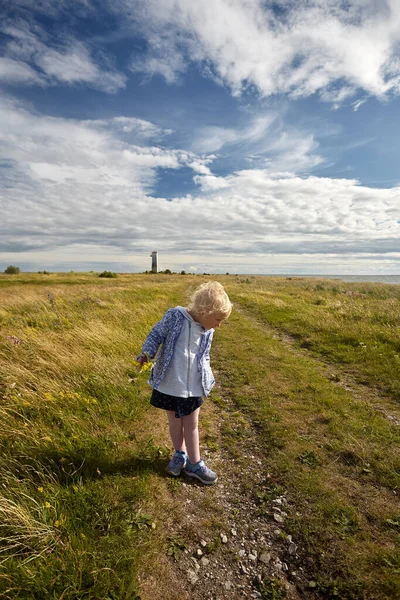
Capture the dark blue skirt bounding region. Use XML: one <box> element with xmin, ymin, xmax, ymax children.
<box><xmin>150</xmin><ymin>388</ymin><xmax>203</xmax><ymax>418</ymax></box>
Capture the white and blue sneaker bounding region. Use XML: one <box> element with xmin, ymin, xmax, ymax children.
<box><xmin>184</xmin><ymin>459</ymin><xmax>218</xmax><ymax>485</ymax></box>
<box><xmin>166</xmin><ymin>450</ymin><xmax>188</xmax><ymax>477</ymax></box>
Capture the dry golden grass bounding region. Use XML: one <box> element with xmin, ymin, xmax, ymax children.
<box><xmin>0</xmin><ymin>274</ymin><xmax>194</xmax><ymax>598</ymax></box>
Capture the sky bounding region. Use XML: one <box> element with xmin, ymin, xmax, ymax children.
<box><xmin>1</xmin><ymin>0</ymin><xmax>400</xmax><ymax>275</ymax></box>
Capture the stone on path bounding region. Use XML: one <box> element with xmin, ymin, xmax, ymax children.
<box><xmin>259</xmin><ymin>552</ymin><xmax>272</xmax><ymax>564</ymax></box>
<box><xmin>187</xmin><ymin>569</ymin><xmax>199</xmax><ymax>585</ymax></box>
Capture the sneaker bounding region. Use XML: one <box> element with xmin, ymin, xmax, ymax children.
<box><xmin>184</xmin><ymin>459</ymin><xmax>218</xmax><ymax>485</ymax></box>
<box><xmin>166</xmin><ymin>451</ymin><xmax>187</xmax><ymax>477</ymax></box>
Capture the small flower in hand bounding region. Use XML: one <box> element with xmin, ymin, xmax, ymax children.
<box><xmin>133</xmin><ymin>354</ymin><xmax>153</xmax><ymax>373</ymax></box>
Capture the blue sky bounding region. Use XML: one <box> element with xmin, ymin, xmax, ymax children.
<box><xmin>1</xmin><ymin>0</ymin><xmax>399</xmax><ymax>274</ymax></box>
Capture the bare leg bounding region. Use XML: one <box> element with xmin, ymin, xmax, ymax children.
<box><xmin>166</xmin><ymin>411</ymin><xmax>186</xmax><ymax>453</ymax></box>
<box><xmin>182</xmin><ymin>408</ymin><xmax>201</xmax><ymax>464</ymax></box>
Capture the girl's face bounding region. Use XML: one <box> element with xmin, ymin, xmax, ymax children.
<box><xmin>196</xmin><ymin>312</ymin><xmax>225</xmax><ymax>330</ymax></box>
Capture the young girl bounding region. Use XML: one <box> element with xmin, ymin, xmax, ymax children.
<box><xmin>137</xmin><ymin>281</ymin><xmax>232</xmax><ymax>485</ymax></box>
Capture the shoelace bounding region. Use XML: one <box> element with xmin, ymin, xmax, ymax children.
<box><xmin>172</xmin><ymin>455</ymin><xmax>185</xmax><ymax>465</ymax></box>
<box><xmin>195</xmin><ymin>463</ymin><xmax>211</xmax><ymax>475</ymax></box>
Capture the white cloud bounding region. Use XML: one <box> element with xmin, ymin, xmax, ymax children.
<box><xmin>193</xmin><ymin>114</ymin><xmax>324</xmax><ymax>174</ymax></box>
<box><xmin>34</xmin><ymin>43</ymin><xmax>126</xmax><ymax>92</ymax></box>
<box><xmin>130</xmin><ymin>36</ymin><xmax>187</xmax><ymax>84</ymax></box>
<box><xmin>194</xmin><ymin>115</ymin><xmax>277</xmax><ymax>154</ymax></box>
<box><xmin>262</xmin><ymin>130</ymin><xmax>323</xmax><ymax>173</ymax></box>
<box><xmin>0</xmin><ymin>57</ymin><xmax>44</xmax><ymax>85</ymax></box>
<box><xmin>0</xmin><ymin>21</ymin><xmax>126</xmax><ymax>93</ymax></box>
<box><xmin>0</xmin><ymin>96</ymin><xmax>399</xmax><ymax>268</ymax></box>
<box><xmin>352</xmin><ymin>97</ymin><xmax>368</xmax><ymax>111</ymax></box>
<box><xmin>122</xmin><ymin>148</ymin><xmax>181</xmax><ymax>169</ymax></box>
<box><xmin>111</xmin><ymin>117</ymin><xmax>172</xmax><ymax>139</ymax></box>
<box><xmin>81</xmin><ymin>117</ymin><xmax>172</xmax><ymax>142</ymax></box>
<box><xmin>193</xmin><ymin>126</ymin><xmax>239</xmax><ymax>153</ymax></box>
<box><xmin>193</xmin><ymin>174</ymin><xmax>229</xmax><ymax>191</ymax></box>
<box><xmin>5</xmin><ymin>1</ymin><xmax>400</xmax><ymax>103</ymax></box>
<box><xmin>187</xmin><ymin>160</ymin><xmax>212</xmax><ymax>176</ymax></box>
<box><xmin>121</xmin><ymin>0</ymin><xmax>400</xmax><ymax>103</ymax></box>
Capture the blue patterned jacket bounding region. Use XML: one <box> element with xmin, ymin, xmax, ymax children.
<box><xmin>140</xmin><ymin>307</ymin><xmax>215</xmax><ymax>397</ymax></box>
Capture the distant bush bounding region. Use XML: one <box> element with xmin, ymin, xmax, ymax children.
<box><xmin>4</xmin><ymin>265</ymin><xmax>20</xmax><ymax>274</ymax></box>
<box><xmin>98</xmin><ymin>271</ymin><xmax>117</xmax><ymax>278</ymax></box>
<box><xmin>181</xmin><ymin>270</ymin><xmax>186</xmax><ymax>275</ymax></box>
<box><xmin>37</xmin><ymin>270</ymin><xmax>50</xmax><ymax>275</ymax></box>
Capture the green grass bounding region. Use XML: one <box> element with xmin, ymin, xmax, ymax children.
<box><xmin>214</xmin><ymin>279</ymin><xmax>400</xmax><ymax>599</ymax></box>
<box><xmin>229</xmin><ymin>276</ymin><xmax>400</xmax><ymax>400</ymax></box>
<box><xmin>0</xmin><ymin>274</ymin><xmax>190</xmax><ymax>599</ymax></box>
<box><xmin>0</xmin><ymin>273</ymin><xmax>399</xmax><ymax>599</ymax></box>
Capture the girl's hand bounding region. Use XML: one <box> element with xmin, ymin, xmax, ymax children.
<box><xmin>136</xmin><ymin>354</ymin><xmax>148</xmax><ymax>366</ymax></box>
<box><xmin>135</xmin><ymin>354</ymin><xmax>152</xmax><ymax>371</ymax></box>
<box><xmin>129</xmin><ymin>355</ymin><xmax>153</xmax><ymax>382</ymax></box>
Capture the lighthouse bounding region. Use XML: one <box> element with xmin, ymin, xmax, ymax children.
<box><xmin>150</xmin><ymin>251</ymin><xmax>158</xmax><ymax>273</ymax></box>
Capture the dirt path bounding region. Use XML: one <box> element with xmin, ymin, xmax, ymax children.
<box><xmin>151</xmin><ymin>390</ymin><xmax>304</xmax><ymax>600</ymax></box>
<box><xmin>138</xmin><ymin>362</ymin><xmax>312</xmax><ymax>600</ymax></box>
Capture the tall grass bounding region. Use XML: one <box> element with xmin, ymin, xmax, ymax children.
<box><xmin>0</xmin><ymin>275</ymin><xmax>189</xmax><ymax>599</ymax></box>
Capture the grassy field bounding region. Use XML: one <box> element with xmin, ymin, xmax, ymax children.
<box><xmin>0</xmin><ymin>273</ymin><xmax>399</xmax><ymax>599</ymax></box>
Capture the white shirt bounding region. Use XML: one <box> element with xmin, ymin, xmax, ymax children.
<box><xmin>157</xmin><ymin>308</ymin><xmax>205</xmax><ymax>397</ymax></box>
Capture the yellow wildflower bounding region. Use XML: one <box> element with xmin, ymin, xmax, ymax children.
<box><xmin>140</xmin><ymin>362</ymin><xmax>152</xmax><ymax>372</ymax></box>
<box><xmin>133</xmin><ymin>359</ymin><xmax>153</xmax><ymax>373</ymax></box>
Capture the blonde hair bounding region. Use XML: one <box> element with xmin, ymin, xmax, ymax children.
<box><xmin>188</xmin><ymin>281</ymin><xmax>232</xmax><ymax>318</ymax></box>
